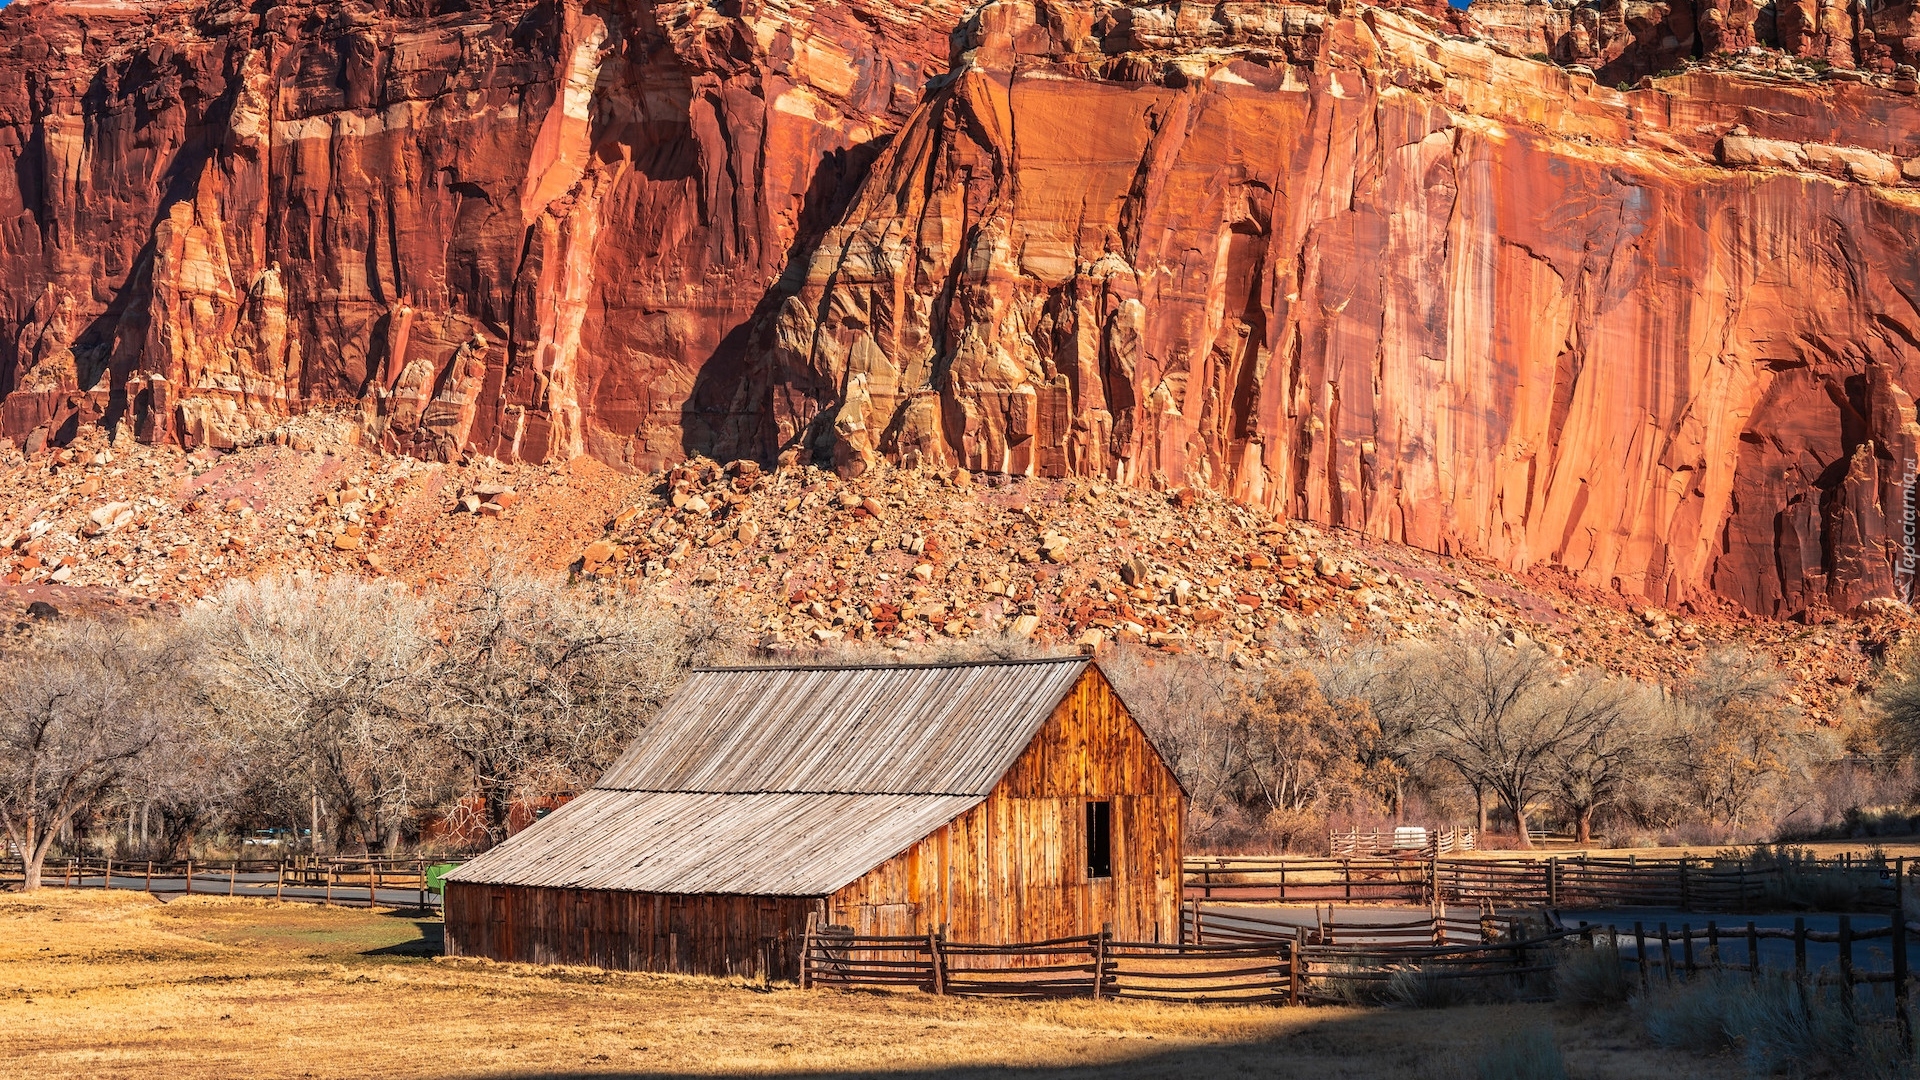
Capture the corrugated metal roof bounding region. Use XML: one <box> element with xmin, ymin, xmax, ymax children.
<box><xmin>443</xmin><ymin>789</ymin><xmax>981</xmax><ymax>894</ymax></box>
<box><xmin>594</xmin><ymin>657</ymin><xmax>1089</xmax><ymax>796</ymax></box>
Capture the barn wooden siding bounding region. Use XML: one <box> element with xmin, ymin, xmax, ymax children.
<box><xmin>828</xmin><ymin>666</ymin><xmax>1184</xmax><ymax>946</ymax></box>
<box><xmin>444</xmin><ymin>883</ymin><xmax>814</xmax><ymax>980</ymax></box>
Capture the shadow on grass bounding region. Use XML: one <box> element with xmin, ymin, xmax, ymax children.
<box><xmin>450</xmin><ymin>1004</ymin><xmax>1650</xmax><ymax>1080</ymax></box>
<box><xmin>362</xmin><ymin>918</ymin><xmax>442</xmax><ymax>957</ymax></box>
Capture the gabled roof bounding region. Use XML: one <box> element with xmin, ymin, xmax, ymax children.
<box><xmin>447</xmin><ymin>657</ymin><xmax>1094</xmax><ymax>895</ymax></box>
<box><xmin>595</xmin><ymin>657</ymin><xmax>1090</xmax><ymax>795</ymax></box>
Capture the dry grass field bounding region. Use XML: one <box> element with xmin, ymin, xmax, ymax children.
<box><xmin>0</xmin><ymin>891</ymin><xmax>1741</xmax><ymax>1080</ymax></box>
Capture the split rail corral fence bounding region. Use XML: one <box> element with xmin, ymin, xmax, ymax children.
<box><xmin>18</xmin><ymin>850</ymin><xmax>1920</xmax><ymax>1009</ymax></box>
<box><xmin>1184</xmin><ymin>852</ymin><xmax>1888</xmax><ymax>909</ymax></box>
<box><xmin>5</xmin><ymin>855</ymin><xmax>445</xmax><ymax>910</ymax></box>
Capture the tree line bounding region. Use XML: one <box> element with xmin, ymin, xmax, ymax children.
<box><xmin>6</xmin><ymin>570</ymin><xmax>1920</xmax><ymax>888</ymax></box>
<box><xmin>1108</xmin><ymin>632</ymin><xmax>1904</xmax><ymax>852</ymax></box>
<box><xmin>0</xmin><ymin>570</ymin><xmax>735</xmax><ymax>889</ymax></box>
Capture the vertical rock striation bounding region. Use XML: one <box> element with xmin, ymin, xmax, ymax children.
<box><xmin>0</xmin><ymin>0</ymin><xmax>961</xmax><ymax>464</ymax></box>
<box><xmin>777</xmin><ymin>1</ymin><xmax>1920</xmax><ymax>619</ymax></box>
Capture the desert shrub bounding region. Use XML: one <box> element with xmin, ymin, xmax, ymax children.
<box><xmin>1476</xmin><ymin>1026</ymin><xmax>1569</xmax><ymax>1080</ymax></box>
<box><xmin>1638</xmin><ymin>971</ymin><xmax>1914</xmax><ymax>1076</ymax></box>
<box><xmin>1554</xmin><ymin>939</ymin><xmax>1631</xmax><ymax>1010</ymax></box>
<box><xmin>1387</xmin><ymin>963</ymin><xmax>1472</xmax><ymax>1009</ymax></box>
<box><xmin>1746</xmin><ymin>844</ymin><xmax>1892</xmax><ymax>911</ymax></box>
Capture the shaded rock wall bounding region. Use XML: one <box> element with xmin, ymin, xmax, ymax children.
<box><xmin>0</xmin><ymin>0</ymin><xmax>960</xmax><ymax>465</ymax></box>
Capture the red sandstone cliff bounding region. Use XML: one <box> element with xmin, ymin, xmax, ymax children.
<box><xmin>0</xmin><ymin>0</ymin><xmax>961</xmax><ymax>464</ymax></box>
<box><xmin>779</xmin><ymin>2</ymin><xmax>1920</xmax><ymax>620</ymax></box>
<box><xmin>5</xmin><ymin>0</ymin><xmax>1920</xmax><ymax>619</ymax></box>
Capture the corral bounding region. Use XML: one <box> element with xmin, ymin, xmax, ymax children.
<box><xmin>443</xmin><ymin>657</ymin><xmax>1186</xmax><ymax>979</ymax></box>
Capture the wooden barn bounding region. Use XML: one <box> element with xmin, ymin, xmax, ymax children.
<box><xmin>443</xmin><ymin>656</ymin><xmax>1184</xmax><ymax>980</ymax></box>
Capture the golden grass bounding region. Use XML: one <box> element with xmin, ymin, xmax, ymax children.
<box><xmin>0</xmin><ymin>891</ymin><xmax>1739</xmax><ymax>1079</ymax></box>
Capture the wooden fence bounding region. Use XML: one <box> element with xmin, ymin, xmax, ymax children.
<box><xmin>1581</xmin><ymin>914</ymin><xmax>1914</xmax><ymax>1010</ymax></box>
<box><xmin>1328</xmin><ymin>826</ymin><xmax>1477</xmax><ymax>858</ymax></box>
<box><xmin>1185</xmin><ymin>853</ymin><xmax>1908</xmax><ymax>912</ymax></box>
<box><xmin>798</xmin><ymin>920</ymin><xmax>1594</xmax><ymax>1006</ymax></box>
<box><xmin>801</xmin><ymin>926</ymin><xmax>1288</xmax><ymax>1004</ymax></box>
<box><xmin>8</xmin><ymin>855</ymin><xmax>447</xmax><ymax>910</ymax></box>
<box><xmin>1188</xmin><ymin>902</ymin><xmax>1506</xmax><ymax>948</ymax></box>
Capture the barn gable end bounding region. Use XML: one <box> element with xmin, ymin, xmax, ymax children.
<box><xmin>827</xmin><ymin>664</ymin><xmax>1183</xmax><ymax>944</ymax></box>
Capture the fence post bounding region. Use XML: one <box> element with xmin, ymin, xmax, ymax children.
<box><xmin>1343</xmin><ymin>858</ymin><xmax>1351</xmax><ymax>902</ymax></box>
<box><xmin>418</xmin><ymin>859</ymin><xmax>426</xmax><ymax>912</ymax></box>
<box><xmin>1682</xmin><ymin>923</ymin><xmax>1695</xmax><ymax>977</ymax></box>
<box><xmin>103</xmin><ymin>856</ymin><xmax>111</xmax><ymax>890</ymax></box>
<box><xmin>229</xmin><ymin>861</ymin><xmax>236</xmax><ymax>898</ymax></box>
<box><xmin>1290</xmin><ymin>927</ymin><xmax>1305</xmax><ymax>1006</ymax></box>
<box><xmin>1839</xmin><ymin>915</ymin><xmax>1854</xmax><ymax>1015</ymax></box>
<box><xmin>1680</xmin><ymin>857</ymin><xmax>1690</xmax><ymax>913</ymax></box>
<box><xmin>1793</xmin><ymin>917</ymin><xmax>1807</xmax><ymax>985</ymax></box>
<box><xmin>1895</xmin><ymin>858</ymin><xmax>1910</xmax><ymax>1051</ymax></box>
<box><xmin>1707</xmin><ymin>922</ymin><xmax>1719</xmax><ymax>970</ymax></box>
<box><xmin>1093</xmin><ymin>925</ymin><xmax>1109</xmax><ymax>1000</ymax></box>
<box><xmin>325</xmin><ymin>863</ymin><xmax>333</xmax><ymax>906</ymax></box>
<box><xmin>66</xmin><ymin>859</ymin><xmax>73</xmax><ymax>887</ymax></box>
<box><xmin>929</xmin><ymin>931</ymin><xmax>946</xmax><ymax>996</ymax></box>
<box><xmin>800</xmin><ymin>912</ymin><xmax>816</xmax><ymax>991</ymax></box>
<box><xmin>276</xmin><ymin>861</ymin><xmax>285</xmax><ymax>902</ymax></box>
<box><xmin>1192</xmin><ymin>901</ymin><xmax>1204</xmax><ymax>947</ymax></box>
<box><xmin>145</xmin><ymin>861</ymin><xmax>153</xmax><ymax>894</ymax></box>
<box><xmin>185</xmin><ymin>860</ymin><xmax>193</xmax><ymax>896</ymax></box>
<box><xmin>369</xmin><ymin>862</ymin><xmax>377</xmax><ymax>909</ymax></box>
<box><xmin>1547</xmin><ymin>858</ymin><xmax>1557</xmax><ymax>908</ymax></box>
<box><xmin>1636</xmin><ymin>922</ymin><xmax>1649</xmax><ymax>992</ymax></box>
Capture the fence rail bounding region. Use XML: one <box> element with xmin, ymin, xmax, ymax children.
<box><xmin>1185</xmin><ymin>852</ymin><xmax>1909</xmax><ymax>912</ymax></box>
<box><xmin>5</xmin><ymin>855</ymin><xmax>453</xmax><ymax>910</ymax></box>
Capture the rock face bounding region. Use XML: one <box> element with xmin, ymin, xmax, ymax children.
<box><xmin>776</xmin><ymin>2</ymin><xmax>1920</xmax><ymax>620</ymax></box>
<box><xmin>0</xmin><ymin>0</ymin><xmax>961</xmax><ymax>464</ymax></box>
<box><xmin>5</xmin><ymin>0</ymin><xmax>1920</xmax><ymax>619</ymax></box>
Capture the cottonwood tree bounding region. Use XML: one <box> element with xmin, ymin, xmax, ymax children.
<box><xmin>1544</xmin><ymin>675</ymin><xmax>1666</xmax><ymax>844</ymax></box>
<box><xmin>190</xmin><ymin>575</ymin><xmax>435</xmax><ymax>853</ymax></box>
<box><xmin>1413</xmin><ymin>634</ymin><xmax>1644</xmax><ymax>848</ymax></box>
<box><xmin>0</xmin><ymin>620</ymin><xmax>180</xmax><ymax>889</ymax></box>
<box><xmin>1673</xmin><ymin>647</ymin><xmax>1820</xmax><ymax>828</ymax></box>
<box><xmin>424</xmin><ymin>568</ymin><xmax>735</xmax><ymax>845</ymax></box>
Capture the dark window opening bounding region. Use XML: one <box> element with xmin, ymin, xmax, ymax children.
<box><xmin>1086</xmin><ymin>801</ymin><xmax>1112</xmax><ymax>879</ymax></box>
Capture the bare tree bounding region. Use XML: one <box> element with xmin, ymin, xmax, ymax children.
<box><xmin>1411</xmin><ymin>634</ymin><xmax>1641</xmax><ymax>848</ymax></box>
<box><xmin>0</xmin><ymin>620</ymin><xmax>180</xmax><ymax>889</ymax></box>
<box><xmin>1545</xmin><ymin>675</ymin><xmax>1666</xmax><ymax>844</ymax></box>
<box><xmin>1672</xmin><ymin>648</ymin><xmax>1821</xmax><ymax>828</ymax></box>
<box><xmin>423</xmin><ymin>568</ymin><xmax>736</xmax><ymax>845</ymax></box>
<box><xmin>189</xmin><ymin>575</ymin><xmax>435</xmax><ymax>854</ymax></box>
<box><xmin>1102</xmin><ymin>645</ymin><xmax>1243</xmax><ymax>829</ymax></box>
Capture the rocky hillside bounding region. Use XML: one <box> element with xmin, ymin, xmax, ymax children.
<box><xmin>0</xmin><ymin>425</ymin><xmax>1901</xmax><ymax>725</ymax></box>
<box><xmin>3</xmin><ymin>0</ymin><xmax>1920</xmax><ymax>622</ymax></box>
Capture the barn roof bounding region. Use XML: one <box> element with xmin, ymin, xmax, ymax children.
<box><xmin>446</xmin><ymin>657</ymin><xmax>1093</xmax><ymax>895</ymax></box>
<box><xmin>595</xmin><ymin>657</ymin><xmax>1091</xmax><ymax>795</ymax></box>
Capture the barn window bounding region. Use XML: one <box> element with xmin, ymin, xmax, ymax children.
<box><xmin>1086</xmin><ymin>801</ymin><xmax>1112</xmax><ymax>879</ymax></box>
